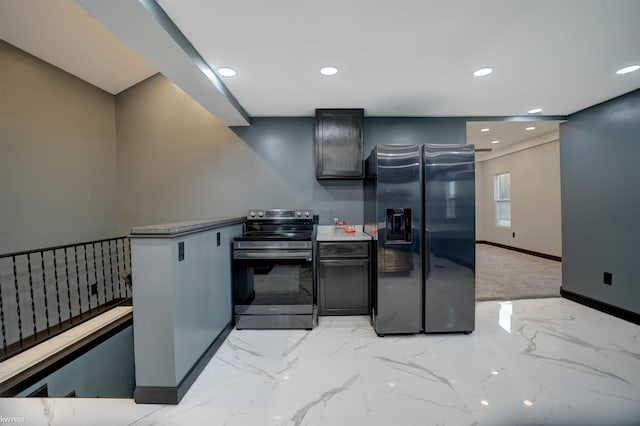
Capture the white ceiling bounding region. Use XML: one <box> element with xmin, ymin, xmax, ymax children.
<box><xmin>1</xmin><ymin>0</ymin><xmax>638</xmax><ymax>145</ymax></box>
<box><xmin>0</xmin><ymin>0</ymin><xmax>156</xmax><ymax>94</ymax></box>
<box><xmin>156</xmin><ymin>0</ymin><xmax>640</xmax><ymax>117</ymax></box>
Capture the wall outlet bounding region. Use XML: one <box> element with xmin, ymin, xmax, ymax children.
<box><xmin>603</xmin><ymin>272</ymin><xmax>613</xmax><ymax>285</ymax></box>
<box><xmin>512</xmin><ymin>232</ymin><xmax>516</xmax><ymax>238</ymax></box>
<box><xmin>90</xmin><ymin>283</ymin><xmax>98</xmax><ymax>295</ymax></box>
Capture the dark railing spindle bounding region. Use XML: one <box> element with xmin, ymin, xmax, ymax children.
<box><xmin>101</xmin><ymin>242</ymin><xmax>108</xmax><ymax>305</ymax></box>
<box><xmin>115</xmin><ymin>240</ymin><xmax>122</xmax><ymax>300</ymax></box>
<box><xmin>12</xmin><ymin>255</ymin><xmax>23</xmax><ymax>346</ymax></box>
<box><xmin>64</xmin><ymin>248</ymin><xmax>73</xmax><ymax>324</ymax></box>
<box><xmin>40</xmin><ymin>251</ymin><xmax>51</xmax><ymax>332</ymax></box>
<box><xmin>121</xmin><ymin>239</ymin><xmax>127</xmax><ymax>298</ymax></box>
<box><xmin>127</xmin><ymin>241</ymin><xmax>132</xmax><ymax>298</ymax></box>
<box><xmin>53</xmin><ymin>250</ymin><xmax>62</xmax><ymax>326</ymax></box>
<box><xmin>27</xmin><ymin>253</ymin><xmax>38</xmax><ymax>338</ymax></box>
<box><xmin>0</xmin><ymin>273</ymin><xmax>7</xmax><ymax>355</ymax></box>
<box><xmin>84</xmin><ymin>245</ymin><xmax>91</xmax><ymax>311</ymax></box>
<box><xmin>74</xmin><ymin>246</ymin><xmax>82</xmax><ymax>320</ymax></box>
<box><xmin>92</xmin><ymin>243</ymin><xmax>99</xmax><ymax>310</ymax></box>
<box><xmin>108</xmin><ymin>241</ymin><xmax>115</xmax><ymax>302</ymax></box>
<box><xmin>1</xmin><ymin>236</ymin><xmax>130</xmax><ymax>361</ymax></box>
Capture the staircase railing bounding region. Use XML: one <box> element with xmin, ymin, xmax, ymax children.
<box><xmin>0</xmin><ymin>236</ymin><xmax>131</xmax><ymax>361</ymax></box>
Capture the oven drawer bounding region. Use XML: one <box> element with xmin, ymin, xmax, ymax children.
<box><xmin>235</xmin><ymin>304</ymin><xmax>313</xmax><ymax>315</ymax></box>
<box><xmin>319</xmin><ymin>242</ymin><xmax>369</xmax><ymax>258</ymax></box>
<box><xmin>234</xmin><ymin>240</ymin><xmax>312</xmax><ymax>250</ymax></box>
<box><xmin>233</xmin><ymin>250</ymin><xmax>312</xmax><ymax>261</ymax></box>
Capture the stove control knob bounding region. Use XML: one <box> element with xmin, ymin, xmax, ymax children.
<box><xmin>304</xmin><ymin>211</ymin><xmax>310</xmax><ymax>217</ymax></box>
<box><xmin>257</xmin><ymin>211</ymin><xmax>264</xmax><ymax>217</ymax></box>
<box><xmin>296</xmin><ymin>211</ymin><xmax>302</xmax><ymax>217</ymax></box>
<box><xmin>250</xmin><ymin>211</ymin><xmax>256</xmax><ymax>217</ymax></box>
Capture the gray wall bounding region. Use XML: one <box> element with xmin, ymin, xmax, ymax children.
<box><xmin>234</xmin><ymin>117</ymin><xmax>467</xmax><ymax>225</ymax></box>
<box><xmin>231</xmin><ymin>118</ymin><xmax>363</xmax><ymax>225</ymax></box>
<box><xmin>560</xmin><ymin>89</ymin><xmax>640</xmax><ymax>314</ymax></box>
<box><xmin>0</xmin><ymin>41</ymin><xmax>118</xmax><ymax>254</ymax></box>
<box><xmin>364</xmin><ymin>117</ymin><xmax>467</xmax><ymax>150</ymax></box>
<box><xmin>115</xmin><ymin>75</ymin><xmax>349</xmax><ymax>230</ymax></box>
<box><xmin>236</xmin><ymin>117</ymin><xmax>469</xmax><ymax>225</ymax></box>
<box><xmin>115</xmin><ymin>74</ymin><xmax>470</xmax><ymax>230</ymax></box>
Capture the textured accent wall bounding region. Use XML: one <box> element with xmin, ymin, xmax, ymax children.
<box><xmin>0</xmin><ymin>41</ymin><xmax>117</xmax><ymax>254</ymax></box>
<box><xmin>560</xmin><ymin>89</ymin><xmax>640</xmax><ymax>314</ymax></box>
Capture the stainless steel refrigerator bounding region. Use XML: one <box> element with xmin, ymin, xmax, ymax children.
<box><xmin>364</xmin><ymin>143</ymin><xmax>476</xmax><ymax>335</ymax></box>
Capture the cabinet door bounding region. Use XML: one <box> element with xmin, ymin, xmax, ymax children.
<box><xmin>315</xmin><ymin>109</ymin><xmax>364</xmax><ymax>179</ymax></box>
<box><xmin>318</xmin><ymin>259</ymin><xmax>369</xmax><ymax>315</ymax></box>
<box><xmin>319</xmin><ymin>242</ymin><xmax>369</xmax><ymax>258</ymax></box>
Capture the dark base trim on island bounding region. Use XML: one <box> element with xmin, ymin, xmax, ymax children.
<box><xmin>561</xmin><ymin>288</ymin><xmax>640</xmax><ymax>326</ymax></box>
<box><xmin>134</xmin><ymin>320</ymin><xmax>234</xmax><ymax>404</ymax></box>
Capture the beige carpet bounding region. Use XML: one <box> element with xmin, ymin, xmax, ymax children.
<box><xmin>476</xmin><ymin>244</ymin><xmax>561</xmax><ymax>301</ymax></box>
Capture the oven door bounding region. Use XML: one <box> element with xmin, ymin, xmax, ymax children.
<box><xmin>233</xmin><ymin>249</ymin><xmax>314</xmax><ymax>315</ymax></box>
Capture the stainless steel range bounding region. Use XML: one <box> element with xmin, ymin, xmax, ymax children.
<box><xmin>232</xmin><ymin>209</ymin><xmax>317</xmax><ymax>329</ymax></box>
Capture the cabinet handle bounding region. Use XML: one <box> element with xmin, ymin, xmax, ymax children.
<box><xmin>320</xmin><ymin>260</ymin><xmax>367</xmax><ymax>266</ymax></box>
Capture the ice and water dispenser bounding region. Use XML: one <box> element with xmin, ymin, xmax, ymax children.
<box><xmin>381</xmin><ymin>208</ymin><xmax>413</xmax><ymax>272</ymax></box>
<box><xmin>385</xmin><ymin>208</ymin><xmax>412</xmax><ymax>243</ymax></box>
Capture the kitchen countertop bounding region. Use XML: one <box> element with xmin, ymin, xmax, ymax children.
<box><xmin>130</xmin><ymin>216</ymin><xmax>245</xmax><ymax>237</ymax></box>
<box><xmin>316</xmin><ymin>225</ymin><xmax>372</xmax><ymax>242</ymax></box>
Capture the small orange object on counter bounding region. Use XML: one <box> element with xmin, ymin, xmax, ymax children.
<box><xmin>336</xmin><ymin>224</ymin><xmax>356</xmax><ymax>233</ymax></box>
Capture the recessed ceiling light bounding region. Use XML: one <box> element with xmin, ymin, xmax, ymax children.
<box><xmin>320</xmin><ymin>66</ymin><xmax>338</xmax><ymax>76</ymax></box>
<box><xmin>616</xmin><ymin>65</ymin><xmax>640</xmax><ymax>75</ymax></box>
<box><xmin>481</xmin><ymin>128</ymin><xmax>490</xmax><ymax>132</ymax></box>
<box><xmin>523</xmin><ymin>400</ymin><xmax>534</xmax><ymax>407</ymax></box>
<box><xmin>217</xmin><ymin>67</ymin><xmax>236</xmax><ymax>77</ymax></box>
<box><xmin>480</xmin><ymin>400</ymin><xmax>489</xmax><ymax>406</ymax></box>
<box><xmin>528</xmin><ymin>108</ymin><xmax>543</xmax><ymax>114</ymax></box>
<box><xmin>491</xmin><ymin>140</ymin><xmax>500</xmax><ymax>144</ymax></box>
<box><xmin>473</xmin><ymin>67</ymin><xmax>493</xmax><ymax>77</ymax></box>
<box><xmin>526</xmin><ymin>126</ymin><xmax>535</xmax><ymax>131</ymax></box>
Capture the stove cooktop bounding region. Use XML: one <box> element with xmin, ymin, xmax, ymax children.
<box><xmin>245</xmin><ymin>208</ymin><xmax>315</xmax><ymax>222</ymax></box>
<box><xmin>237</xmin><ymin>208</ymin><xmax>316</xmax><ymax>242</ymax></box>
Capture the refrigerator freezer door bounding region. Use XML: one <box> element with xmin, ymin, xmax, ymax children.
<box><xmin>423</xmin><ymin>144</ymin><xmax>476</xmax><ymax>332</ymax></box>
<box><xmin>372</xmin><ymin>144</ymin><xmax>422</xmax><ymax>335</ymax></box>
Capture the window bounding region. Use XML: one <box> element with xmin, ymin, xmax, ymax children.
<box><xmin>494</xmin><ymin>172</ymin><xmax>511</xmax><ymax>227</ymax></box>
<box><xmin>445</xmin><ymin>181</ymin><xmax>456</xmax><ymax>219</ymax></box>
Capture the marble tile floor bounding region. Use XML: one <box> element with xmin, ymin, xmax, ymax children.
<box><xmin>0</xmin><ymin>298</ymin><xmax>638</xmax><ymax>426</ymax></box>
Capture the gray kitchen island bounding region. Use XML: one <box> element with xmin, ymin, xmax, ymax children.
<box><xmin>129</xmin><ymin>216</ymin><xmax>244</xmax><ymax>404</ymax></box>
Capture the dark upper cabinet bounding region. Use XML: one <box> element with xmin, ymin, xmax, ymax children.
<box><xmin>315</xmin><ymin>109</ymin><xmax>364</xmax><ymax>179</ymax></box>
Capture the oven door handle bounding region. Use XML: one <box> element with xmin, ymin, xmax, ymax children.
<box><xmin>233</xmin><ymin>250</ymin><xmax>313</xmax><ymax>261</ymax></box>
